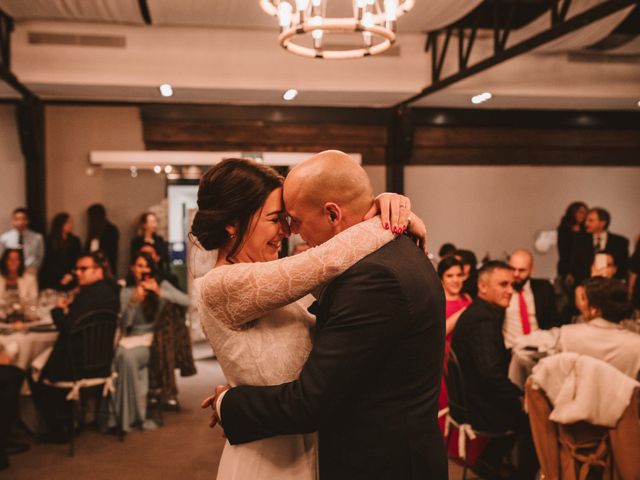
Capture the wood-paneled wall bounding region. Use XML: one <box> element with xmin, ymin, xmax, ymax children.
<box><xmin>140</xmin><ymin>104</ymin><xmax>640</xmax><ymax>167</ymax></box>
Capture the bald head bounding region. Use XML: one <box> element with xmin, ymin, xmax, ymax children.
<box><xmin>283</xmin><ymin>150</ymin><xmax>374</xmax><ymax>246</ymax></box>
<box><xmin>509</xmin><ymin>249</ymin><xmax>534</xmax><ymax>290</ymax></box>
<box><xmin>286</xmin><ymin>150</ymin><xmax>373</xmax><ymax>218</ymax></box>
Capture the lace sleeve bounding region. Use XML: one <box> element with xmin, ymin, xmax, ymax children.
<box><xmin>200</xmin><ymin>216</ymin><xmax>394</xmax><ymax>329</ymax></box>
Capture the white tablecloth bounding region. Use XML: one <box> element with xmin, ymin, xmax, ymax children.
<box><xmin>0</xmin><ymin>331</ymin><xmax>58</xmax><ymax>370</ymax></box>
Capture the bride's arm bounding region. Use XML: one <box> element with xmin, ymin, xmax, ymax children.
<box><xmin>200</xmin><ymin>216</ymin><xmax>394</xmax><ymax>329</ymax></box>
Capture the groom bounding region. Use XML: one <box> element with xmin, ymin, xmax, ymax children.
<box><xmin>206</xmin><ymin>150</ymin><xmax>447</xmax><ymax>479</ymax></box>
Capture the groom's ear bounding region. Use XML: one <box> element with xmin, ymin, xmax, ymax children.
<box><xmin>225</xmin><ymin>224</ymin><xmax>238</xmax><ymax>237</ymax></box>
<box><xmin>324</xmin><ymin>203</ymin><xmax>342</xmax><ymax>225</ymax></box>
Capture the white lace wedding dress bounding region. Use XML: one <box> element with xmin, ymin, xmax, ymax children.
<box><xmin>197</xmin><ymin>217</ymin><xmax>394</xmax><ymax>480</ymax></box>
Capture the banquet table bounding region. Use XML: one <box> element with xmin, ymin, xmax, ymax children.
<box><xmin>0</xmin><ymin>329</ymin><xmax>58</xmax><ymax>370</ymax></box>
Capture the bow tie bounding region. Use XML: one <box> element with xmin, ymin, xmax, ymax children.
<box><xmin>307</xmin><ymin>301</ymin><xmax>320</xmax><ymax>316</ymax></box>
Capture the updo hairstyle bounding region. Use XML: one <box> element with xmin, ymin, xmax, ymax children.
<box><xmin>191</xmin><ymin>158</ymin><xmax>284</xmax><ymax>260</ymax></box>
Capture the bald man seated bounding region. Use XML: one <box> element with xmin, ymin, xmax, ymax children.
<box><xmin>212</xmin><ymin>150</ymin><xmax>448</xmax><ymax>479</ymax></box>
<box><xmin>503</xmin><ymin>249</ymin><xmax>560</xmax><ymax>349</ymax></box>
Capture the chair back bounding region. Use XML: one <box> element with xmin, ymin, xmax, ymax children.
<box><xmin>444</xmin><ymin>348</ymin><xmax>469</xmax><ymax>424</ymax></box>
<box><xmin>68</xmin><ymin>309</ymin><xmax>118</xmax><ymax>380</ymax></box>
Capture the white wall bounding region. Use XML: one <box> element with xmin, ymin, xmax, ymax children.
<box><xmin>405</xmin><ymin>166</ymin><xmax>640</xmax><ymax>279</ymax></box>
<box><xmin>46</xmin><ymin>105</ymin><xmax>165</xmax><ymax>276</ymax></box>
<box><xmin>0</xmin><ymin>105</ymin><xmax>26</xmax><ymax>230</ymax></box>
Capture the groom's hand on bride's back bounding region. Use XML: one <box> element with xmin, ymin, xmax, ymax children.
<box><xmin>201</xmin><ymin>384</ymin><xmax>231</xmax><ymax>435</ymax></box>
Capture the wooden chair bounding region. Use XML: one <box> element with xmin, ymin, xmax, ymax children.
<box><xmin>444</xmin><ymin>348</ymin><xmax>516</xmax><ymax>479</ymax></box>
<box><xmin>43</xmin><ymin>309</ymin><xmax>119</xmax><ymax>456</ymax></box>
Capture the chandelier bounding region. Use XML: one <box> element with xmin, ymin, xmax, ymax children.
<box><xmin>259</xmin><ymin>0</ymin><xmax>414</xmax><ymax>59</ymax></box>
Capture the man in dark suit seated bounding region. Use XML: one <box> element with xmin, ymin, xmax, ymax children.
<box><xmin>451</xmin><ymin>261</ymin><xmax>538</xmax><ymax>480</ymax></box>
<box><xmin>570</xmin><ymin>207</ymin><xmax>629</xmax><ymax>284</ymax></box>
<box><xmin>503</xmin><ymin>249</ymin><xmax>560</xmax><ymax>349</ymax></box>
<box><xmin>30</xmin><ymin>251</ymin><xmax>119</xmax><ymax>442</ymax></box>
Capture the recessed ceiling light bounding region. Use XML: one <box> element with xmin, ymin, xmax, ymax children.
<box><xmin>283</xmin><ymin>89</ymin><xmax>298</xmax><ymax>101</ymax></box>
<box><xmin>159</xmin><ymin>84</ymin><xmax>174</xmax><ymax>97</ymax></box>
<box><xmin>471</xmin><ymin>92</ymin><xmax>493</xmax><ymax>105</ymax></box>
<box><xmin>164</xmin><ymin>165</ymin><xmax>173</xmax><ymax>174</ymax></box>
<box><xmin>637</xmin><ymin>100</ymin><xmax>640</xmax><ymax>107</ymax></box>
<box><xmin>153</xmin><ymin>165</ymin><xmax>162</xmax><ymax>174</ymax></box>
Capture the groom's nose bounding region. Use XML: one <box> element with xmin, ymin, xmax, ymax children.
<box><xmin>279</xmin><ymin>218</ymin><xmax>291</xmax><ymax>237</ymax></box>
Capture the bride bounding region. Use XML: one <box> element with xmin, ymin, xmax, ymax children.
<box><xmin>191</xmin><ymin>157</ymin><xmax>426</xmax><ymax>480</ymax></box>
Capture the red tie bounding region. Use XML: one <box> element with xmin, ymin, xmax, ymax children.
<box><xmin>518</xmin><ymin>291</ymin><xmax>531</xmax><ymax>335</ymax></box>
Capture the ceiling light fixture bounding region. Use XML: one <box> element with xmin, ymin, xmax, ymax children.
<box><xmin>159</xmin><ymin>84</ymin><xmax>174</xmax><ymax>97</ymax></box>
<box><xmin>164</xmin><ymin>165</ymin><xmax>173</xmax><ymax>174</ymax></box>
<box><xmin>260</xmin><ymin>0</ymin><xmax>414</xmax><ymax>59</ymax></box>
<box><xmin>283</xmin><ymin>89</ymin><xmax>298</xmax><ymax>100</ymax></box>
<box><xmin>471</xmin><ymin>92</ymin><xmax>493</xmax><ymax>105</ymax></box>
<box><xmin>153</xmin><ymin>165</ymin><xmax>162</xmax><ymax>174</ymax></box>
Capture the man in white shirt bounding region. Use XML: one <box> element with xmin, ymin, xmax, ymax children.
<box><xmin>504</xmin><ymin>249</ymin><xmax>558</xmax><ymax>349</ymax></box>
<box><xmin>0</xmin><ymin>208</ymin><xmax>44</xmax><ymax>274</ymax></box>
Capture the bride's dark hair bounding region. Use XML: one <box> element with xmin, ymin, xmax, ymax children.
<box><xmin>191</xmin><ymin>158</ymin><xmax>284</xmax><ymax>260</ymax></box>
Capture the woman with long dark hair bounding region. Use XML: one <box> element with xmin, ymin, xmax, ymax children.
<box><xmin>39</xmin><ymin>213</ymin><xmax>82</xmax><ymax>290</ymax></box>
<box><xmin>557</xmin><ymin>201</ymin><xmax>588</xmax><ymax>279</ymax></box>
<box><xmin>0</xmin><ymin>249</ymin><xmax>38</xmax><ymax>319</ymax></box>
<box><xmin>85</xmin><ymin>204</ymin><xmax>119</xmax><ymax>276</ymax></box>
<box><xmin>109</xmin><ymin>252</ymin><xmax>189</xmax><ymax>433</ymax></box>
<box><xmin>193</xmin><ymin>157</ymin><xmax>426</xmax><ymax>480</ymax></box>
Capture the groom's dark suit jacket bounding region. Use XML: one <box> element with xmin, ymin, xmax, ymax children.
<box><xmin>220</xmin><ymin>235</ymin><xmax>447</xmax><ymax>479</ymax></box>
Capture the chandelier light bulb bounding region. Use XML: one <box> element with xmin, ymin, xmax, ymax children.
<box><xmin>296</xmin><ymin>0</ymin><xmax>310</xmax><ymax>10</ymax></box>
<box><xmin>278</xmin><ymin>2</ymin><xmax>293</xmax><ymax>28</ymax></box>
<box><xmin>312</xmin><ymin>29</ymin><xmax>324</xmax><ymax>40</ymax></box>
<box><xmin>311</xmin><ymin>0</ymin><xmax>321</xmax><ymax>6</ymax></box>
<box><xmin>355</xmin><ymin>0</ymin><xmax>367</xmax><ymax>8</ymax></box>
<box><xmin>384</xmin><ymin>0</ymin><xmax>398</xmax><ymax>21</ymax></box>
<box><xmin>362</xmin><ymin>31</ymin><xmax>372</xmax><ymax>47</ymax></box>
<box><xmin>362</xmin><ymin>11</ymin><xmax>374</xmax><ymax>28</ymax></box>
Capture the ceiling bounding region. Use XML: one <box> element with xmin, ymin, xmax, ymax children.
<box><xmin>0</xmin><ymin>0</ymin><xmax>639</xmax><ymax>110</ymax></box>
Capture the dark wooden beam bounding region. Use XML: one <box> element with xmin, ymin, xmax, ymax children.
<box><xmin>138</xmin><ymin>0</ymin><xmax>152</xmax><ymax>25</ymax></box>
<box><xmin>397</xmin><ymin>0</ymin><xmax>640</xmax><ymax>108</ymax></box>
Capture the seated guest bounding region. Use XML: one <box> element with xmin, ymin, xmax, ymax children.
<box><xmin>570</xmin><ymin>207</ymin><xmax>629</xmax><ymax>284</ymax></box>
<box><xmin>455</xmin><ymin>248</ymin><xmax>479</xmax><ymax>298</ymax></box>
<box><xmin>130</xmin><ymin>212</ymin><xmax>169</xmax><ymax>266</ymax></box>
<box><xmin>111</xmin><ymin>252</ymin><xmax>189</xmax><ymax>432</ymax></box>
<box><xmin>30</xmin><ymin>251</ymin><xmax>119</xmax><ymax>442</ymax></box>
<box><xmin>559</xmin><ymin>277</ymin><xmax>640</xmax><ymax>379</ymax></box>
<box><xmin>590</xmin><ymin>252</ymin><xmax>617</xmax><ymax>279</ymax></box>
<box><xmin>439</xmin><ymin>256</ymin><xmax>472</xmax><ymax>338</ymax></box>
<box><xmin>451</xmin><ymin>261</ymin><xmax>538</xmax><ymax>480</ymax></box>
<box><xmin>39</xmin><ymin>212</ymin><xmax>82</xmax><ymax>291</ymax></box>
<box><xmin>86</xmin><ymin>204</ymin><xmax>119</xmax><ymax>276</ymax></box>
<box><xmin>0</xmin><ymin>207</ymin><xmax>44</xmax><ymax>274</ymax></box>
<box><xmin>437</xmin><ymin>256</ymin><xmax>471</xmax><ymax>435</ymax></box>
<box><xmin>0</xmin><ymin>347</ymin><xmax>25</xmax><ymax>471</ymax></box>
<box><xmin>503</xmin><ymin>249</ymin><xmax>559</xmax><ymax>349</ymax></box>
<box><xmin>0</xmin><ymin>249</ymin><xmax>38</xmax><ymax>319</ymax></box>
<box><xmin>137</xmin><ymin>243</ymin><xmax>181</xmax><ymax>291</ymax></box>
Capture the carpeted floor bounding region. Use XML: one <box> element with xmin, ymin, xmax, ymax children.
<box><xmin>3</xmin><ymin>342</ymin><xmax>467</xmax><ymax>480</ymax></box>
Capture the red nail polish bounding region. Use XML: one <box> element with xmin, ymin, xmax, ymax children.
<box><xmin>384</xmin><ymin>223</ymin><xmax>389</xmax><ymax>229</ymax></box>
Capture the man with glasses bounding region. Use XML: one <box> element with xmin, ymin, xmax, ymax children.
<box><xmin>30</xmin><ymin>252</ymin><xmax>119</xmax><ymax>443</ymax></box>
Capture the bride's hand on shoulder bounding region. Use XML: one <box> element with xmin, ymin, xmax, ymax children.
<box><xmin>364</xmin><ymin>193</ymin><xmax>429</xmax><ymax>254</ymax></box>
<box><xmin>364</xmin><ymin>192</ymin><xmax>411</xmax><ymax>233</ymax></box>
